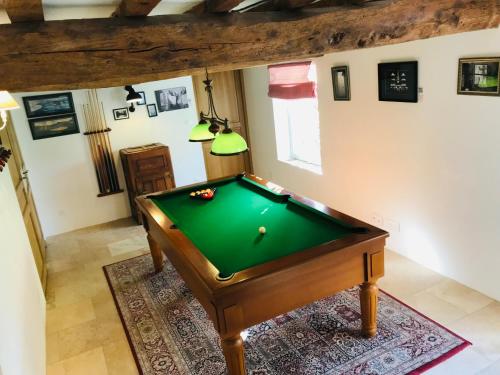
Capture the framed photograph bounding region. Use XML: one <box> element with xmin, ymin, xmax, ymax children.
<box><xmin>113</xmin><ymin>107</ymin><xmax>129</xmax><ymax>121</ymax></box>
<box><xmin>155</xmin><ymin>87</ymin><xmax>189</xmax><ymax>112</ymax></box>
<box><xmin>137</xmin><ymin>91</ymin><xmax>146</xmax><ymax>105</ymax></box>
<box><xmin>147</xmin><ymin>104</ymin><xmax>158</xmax><ymax>117</ymax></box>
<box><xmin>458</xmin><ymin>57</ymin><xmax>500</xmax><ymax>96</ymax></box>
<box><xmin>28</xmin><ymin>114</ymin><xmax>80</xmax><ymax>140</ymax></box>
<box><xmin>331</xmin><ymin>66</ymin><xmax>351</xmax><ymax>101</ymax></box>
<box><xmin>378</xmin><ymin>61</ymin><xmax>418</xmax><ymax>103</ymax></box>
<box><xmin>23</xmin><ymin>92</ymin><xmax>75</xmax><ymax>118</ymax></box>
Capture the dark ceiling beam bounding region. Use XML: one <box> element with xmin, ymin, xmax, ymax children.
<box><xmin>4</xmin><ymin>0</ymin><xmax>44</xmax><ymax>23</ymax></box>
<box><xmin>186</xmin><ymin>0</ymin><xmax>246</xmax><ymax>14</ymax></box>
<box><xmin>245</xmin><ymin>0</ymin><xmax>370</xmax><ymax>12</ymax></box>
<box><xmin>112</xmin><ymin>0</ymin><xmax>162</xmax><ymax>17</ymax></box>
<box><xmin>0</xmin><ymin>0</ymin><xmax>499</xmax><ymax>92</ymax></box>
<box><xmin>307</xmin><ymin>0</ymin><xmax>375</xmax><ymax>9</ymax></box>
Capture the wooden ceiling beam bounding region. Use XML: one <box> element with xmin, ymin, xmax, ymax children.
<box><xmin>113</xmin><ymin>0</ymin><xmax>162</xmax><ymax>17</ymax></box>
<box><xmin>0</xmin><ymin>0</ymin><xmax>498</xmax><ymax>92</ymax></box>
<box><xmin>306</xmin><ymin>0</ymin><xmax>373</xmax><ymax>9</ymax></box>
<box><xmin>245</xmin><ymin>0</ymin><xmax>369</xmax><ymax>12</ymax></box>
<box><xmin>186</xmin><ymin>0</ymin><xmax>246</xmax><ymax>14</ymax></box>
<box><xmin>4</xmin><ymin>0</ymin><xmax>44</xmax><ymax>23</ymax></box>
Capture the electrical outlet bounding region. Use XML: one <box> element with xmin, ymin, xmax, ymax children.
<box><xmin>370</xmin><ymin>212</ymin><xmax>383</xmax><ymax>228</ymax></box>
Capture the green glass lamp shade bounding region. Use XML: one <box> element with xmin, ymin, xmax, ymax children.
<box><xmin>210</xmin><ymin>128</ymin><xmax>248</xmax><ymax>156</ymax></box>
<box><xmin>189</xmin><ymin>120</ymin><xmax>215</xmax><ymax>142</ymax></box>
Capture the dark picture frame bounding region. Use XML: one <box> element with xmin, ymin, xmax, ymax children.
<box><xmin>28</xmin><ymin>114</ymin><xmax>80</xmax><ymax>140</ymax></box>
<box><xmin>457</xmin><ymin>57</ymin><xmax>500</xmax><ymax>96</ymax></box>
<box><xmin>155</xmin><ymin>87</ymin><xmax>189</xmax><ymax>112</ymax></box>
<box><xmin>113</xmin><ymin>107</ymin><xmax>129</xmax><ymax>121</ymax></box>
<box><xmin>23</xmin><ymin>92</ymin><xmax>75</xmax><ymax>118</ymax></box>
<box><xmin>378</xmin><ymin>61</ymin><xmax>418</xmax><ymax>103</ymax></box>
<box><xmin>331</xmin><ymin>66</ymin><xmax>351</xmax><ymax>101</ymax></box>
<box><xmin>147</xmin><ymin>104</ymin><xmax>158</xmax><ymax>117</ymax></box>
<box><xmin>137</xmin><ymin>91</ymin><xmax>146</xmax><ymax>105</ymax></box>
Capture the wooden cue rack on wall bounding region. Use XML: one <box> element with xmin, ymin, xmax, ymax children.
<box><xmin>82</xmin><ymin>90</ymin><xmax>123</xmax><ymax>197</ymax></box>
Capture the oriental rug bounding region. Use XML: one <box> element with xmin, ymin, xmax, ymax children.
<box><xmin>104</xmin><ymin>255</ymin><xmax>470</xmax><ymax>375</ymax></box>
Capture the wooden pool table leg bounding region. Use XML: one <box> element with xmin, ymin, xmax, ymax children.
<box><xmin>221</xmin><ymin>333</ymin><xmax>246</xmax><ymax>375</ymax></box>
<box><xmin>146</xmin><ymin>234</ymin><xmax>164</xmax><ymax>273</ymax></box>
<box><xmin>360</xmin><ymin>281</ymin><xmax>378</xmax><ymax>337</ymax></box>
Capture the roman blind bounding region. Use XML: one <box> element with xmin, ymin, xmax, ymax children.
<box><xmin>268</xmin><ymin>61</ymin><xmax>316</xmax><ymax>99</ymax></box>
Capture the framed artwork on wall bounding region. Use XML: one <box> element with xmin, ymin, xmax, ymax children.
<box><xmin>23</xmin><ymin>92</ymin><xmax>75</xmax><ymax>118</ymax></box>
<box><xmin>28</xmin><ymin>114</ymin><xmax>80</xmax><ymax>140</ymax></box>
<box><xmin>457</xmin><ymin>57</ymin><xmax>500</xmax><ymax>96</ymax></box>
<box><xmin>331</xmin><ymin>66</ymin><xmax>351</xmax><ymax>101</ymax></box>
<box><xmin>378</xmin><ymin>61</ymin><xmax>418</xmax><ymax>103</ymax></box>
<box><xmin>147</xmin><ymin>104</ymin><xmax>158</xmax><ymax>117</ymax></box>
<box><xmin>137</xmin><ymin>91</ymin><xmax>146</xmax><ymax>105</ymax></box>
<box><xmin>113</xmin><ymin>107</ymin><xmax>129</xmax><ymax>120</ymax></box>
<box><xmin>155</xmin><ymin>87</ymin><xmax>189</xmax><ymax>112</ymax></box>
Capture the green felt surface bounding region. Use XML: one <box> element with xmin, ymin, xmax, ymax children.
<box><xmin>151</xmin><ymin>177</ymin><xmax>355</xmax><ymax>277</ymax></box>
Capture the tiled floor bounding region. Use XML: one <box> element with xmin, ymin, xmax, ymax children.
<box><xmin>45</xmin><ymin>218</ymin><xmax>500</xmax><ymax>375</ymax></box>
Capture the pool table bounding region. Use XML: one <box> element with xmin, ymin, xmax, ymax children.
<box><xmin>136</xmin><ymin>173</ymin><xmax>388</xmax><ymax>375</ymax></box>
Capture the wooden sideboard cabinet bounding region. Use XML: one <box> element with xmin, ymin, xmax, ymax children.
<box><xmin>120</xmin><ymin>143</ymin><xmax>176</xmax><ymax>223</ymax></box>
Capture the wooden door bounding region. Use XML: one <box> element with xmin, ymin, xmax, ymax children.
<box><xmin>0</xmin><ymin>114</ymin><xmax>47</xmax><ymax>291</ymax></box>
<box><xmin>192</xmin><ymin>70</ymin><xmax>253</xmax><ymax>179</ymax></box>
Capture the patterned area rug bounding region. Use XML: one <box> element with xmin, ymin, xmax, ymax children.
<box><xmin>104</xmin><ymin>255</ymin><xmax>470</xmax><ymax>375</ymax></box>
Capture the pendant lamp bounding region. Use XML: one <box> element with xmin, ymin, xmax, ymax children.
<box><xmin>188</xmin><ymin>70</ymin><xmax>248</xmax><ymax>156</ymax></box>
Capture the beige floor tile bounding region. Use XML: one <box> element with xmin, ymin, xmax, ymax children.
<box><xmin>424</xmin><ymin>279</ymin><xmax>494</xmax><ymax>314</ymax></box>
<box><xmin>426</xmin><ymin>346</ymin><xmax>491</xmax><ymax>375</ymax></box>
<box><xmin>47</xmin><ymin>299</ymin><xmax>96</xmax><ymax>334</ymax></box>
<box><xmin>47</xmin><ymin>362</ymin><xmax>66</xmax><ymax>375</ymax></box>
<box><xmin>47</xmin><ymin>332</ymin><xmax>61</xmax><ymax>365</ymax></box>
<box><xmin>448</xmin><ymin>302</ymin><xmax>500</xmax><ymax>362</ymax></box>
<box><xmin>404</xmin><ymin>290</ymin><xmax>470</xmax><ymax>325</ymax></box>
<box><xmin>107</xmin><ymin>235</ymin><xmax>147</xmax><ymax>257</ymax></box>
<box><xmin>478</xmin><ymin>358</ymin><xmax>500</xmax><ymax>374</ymax></box>
<box><xmin>103</xmin><ymin>339</ymin><xmax>139</xmax><ymax>375</ymax></box>
<box><xmin>379</xmin><ymin>251</ymin><xmax>445</xmax><ymax>298</ymax></box>
<box><xmin>92</xmin><ymin>290</ymin><xmax>127</xmax><ymax>344</ymax></box>
<box><xmin>47</xmin><ymin>258</ymin><xmax>80</xmax><ymax>273</ymax></box>
<box><xmin>52</xmin><ymin>268</ymin><xmax>108</xmax><ymax>308</ymax></box>
<box><xmin>47</xmin><ymin>267</ymin><xmax>87</xmax><ymax>290</ymax></box>
<box><xmin>56</xmin><ymin>320</ymin><xmax>106</xmax><ymax>361</ymax></box>
<box><xmin>62</xmin><ymin>347</ymin><xmax>108</xmax><ymax>375</ymax></box>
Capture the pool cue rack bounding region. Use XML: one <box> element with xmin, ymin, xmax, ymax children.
<box><xmin>83</xmin><ymin>90</ymin><xmax>123</xmax><ymax>197</ymax></box>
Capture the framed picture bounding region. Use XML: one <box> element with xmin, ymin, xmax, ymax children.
<box><xmin>23</xmin><ymin>92</ymin><xmax>75</xmax><ymax>118</ymax></box>
<box><xmin>331</xmin><ymin>66</ymin><xmax>351</xmax><ymax>101</ymax></box>
<box><xmin>137</xmin><ymin>91</ymin><xmax>146</xmax><ymax>105</ymax></box>
<box><xmin>155</xmin><ymin>87</ymin><xmax>189</xmax><ymax>112</ymax></box>
<box><xmin>147</xmin><ymin>104</ymin><xmax>158</xmax><ymax>117</ymax></box>
<box><xmin>458</xmin><ymin>57</ymin><xmax>500</xmax><ymax>96</ymax></box>
<box><xmin>28</xmin><ymin>114</ymin><xmax>80</xmax><ymax>140</ymax></box>
<box><xmin>378</xmin><ymin>61</ymin><xmax>418</xmax><ymax>103</ymax></box>
<box><xmin>113</xmin><ymin>107</ymin><xmax>129</xmax><ymax>121</ymax></box>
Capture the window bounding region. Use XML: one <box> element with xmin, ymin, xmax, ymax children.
<box><xmin>269</xmin><ymin>62</ymin><xmax>322</xmax><ymax>173</ymax></box>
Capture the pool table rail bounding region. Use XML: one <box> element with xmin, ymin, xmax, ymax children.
<box><xmin>136</xmin><ymin>173</ymin><xmax>387</xmax><ymax>290</ymax></box>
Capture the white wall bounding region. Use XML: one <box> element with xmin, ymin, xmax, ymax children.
<box><xmin>0</xmin><ymin>166</ymin><xmax>46</xmax><ymax>375</ymax></box>
<box><xmin>11</xmin><ymin>76</ymin><xmax>206</xmax><ymax>236</ymax></box>
<box><xmin>244</xmin><ymin>28</ymin><xmax>500</xmax><ymax>301</ymax></box>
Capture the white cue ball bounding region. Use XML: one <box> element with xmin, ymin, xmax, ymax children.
<box><xmin>259</xmin><ymin>226</ymin><xmax>266</xmax><ymax>234</ymax></box>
